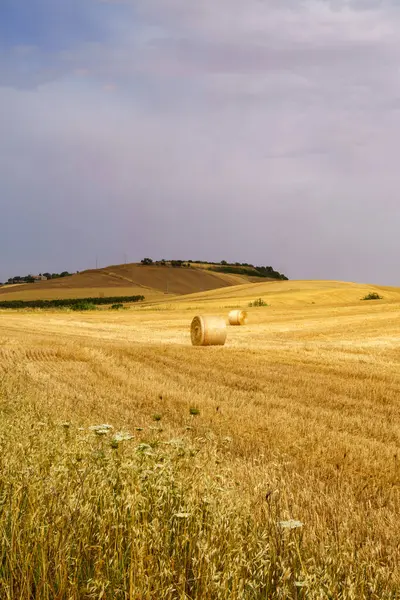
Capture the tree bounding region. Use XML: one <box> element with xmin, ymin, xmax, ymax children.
<box><xmin>141</xmin><ymin>258</ymin><xmax>153</xmax><ymax>265</ymax></box>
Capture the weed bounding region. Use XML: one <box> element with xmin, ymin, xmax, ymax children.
<box><xmin>71</xmin><ymin>301</ymin><xmax>97</xmax><ymax>311</ymax></box>
<box><xmin>362</xmin><ymin>292</ymin><xmax>383</xmax><ymax>300</ymax></box>
<box><xmin>248</xmin><ymin>298</ymin><xmax>268</xmax><ymax>307</ymax></box>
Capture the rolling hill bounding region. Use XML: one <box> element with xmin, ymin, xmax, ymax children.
<box><xmin>155</xmin><ymin>279</ymin><xmax>400</xmax><ymax>309</ymax></box>
<box><xmin>0</xmin><ymin>262</ymin><xmax>252</xmax><ymax>302</ymax></box>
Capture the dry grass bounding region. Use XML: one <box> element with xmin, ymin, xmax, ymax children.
<box><xmin>161</xmin><ymin>279</ymin><xmax>400</xmax><ymax>308</ymax></box>
<box><xmin>0</xmin><ymin>281</ymin><xmax>399</xmax><ymax>598</ymax></box>
<box><xmin>0</xmin><ymin>263</ymin><xmax>248</xmax><ymax>302</ymax></box>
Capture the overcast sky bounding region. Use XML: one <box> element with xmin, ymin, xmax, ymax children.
<box><xmin>1</xmin><ymin>0</ymin><xmax>400</xmax><ymax>284</ymax></box>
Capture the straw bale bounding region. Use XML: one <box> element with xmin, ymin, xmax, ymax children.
<box><xmin>228</xmin><ymin>309</ymin><xmax>248</xmax><ymax>326</ymax></box>
<box><xmin>191</xmin><ymin>315</ymin><xmax>227</xmax><ymax>346</ymax></box>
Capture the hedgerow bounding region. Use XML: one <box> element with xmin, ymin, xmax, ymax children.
<box><xmin>0</xmin><ymin>295</ymin><xmax>145</xmax><ymax>310</ymax></box>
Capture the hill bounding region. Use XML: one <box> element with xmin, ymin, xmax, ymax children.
<box><xmin>159</xmin><ymin>279</ymin><xmax>400</xmax><ymax>309</ymax></box>
<box><xmin>0</xmin><ymin>262</ymin><xmax>252</xmax><ymax>302</ymax></box>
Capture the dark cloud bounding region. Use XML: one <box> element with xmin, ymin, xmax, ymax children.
<box><xmin>1</xmin><ymin>0</ymin><xmax>400</xmax><ymax>283</ymax></box>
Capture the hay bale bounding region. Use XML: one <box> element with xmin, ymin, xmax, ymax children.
<box><xmin>228</xmin><ymin>309</ymin><xmax>248</xmax><ymax>326</ymax></box>
<box><xmin>191</xmin><ymin>316</ymin><xmax>227</xmax><ymax>346</ymax></box>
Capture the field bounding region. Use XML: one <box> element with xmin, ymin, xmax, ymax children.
<box><xmin>0</xmin><ymin>280</ymin><xmax>399</xmax><ymax>599</ymax></box>
<box><xmin>0</xmin><ymin>286</ymin><xmax>165</xmax><ymax>303</ymax></box>
<box><xmin>0</xmin><ymin>263</ymin><xmax>249</xmax><ymax>302</ymax></box>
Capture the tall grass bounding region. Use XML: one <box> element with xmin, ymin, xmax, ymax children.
<box><xmin>0</xmin><ymin>296</ymin><xmax>400</xmax><ymax>598</ymax></box>
<box><xmin>0</xmin><ymin>382</ymin><xmax>307</xmax><ymax>599</ymax></box>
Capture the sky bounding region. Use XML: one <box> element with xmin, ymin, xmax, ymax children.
<box><xmin>1</xmin><ymin>0</ymin><xmax>400</xmax><ymax>284</ymax></box>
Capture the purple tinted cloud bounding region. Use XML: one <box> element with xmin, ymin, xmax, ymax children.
<box><xmin>1</xmin><ymin>0</ymin><xmax>400</xmax><ymax>283</ymax></box>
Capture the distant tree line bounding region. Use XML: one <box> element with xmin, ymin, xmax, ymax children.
<box><xmin>141</xmin><ymin>258</ymin><xmax>187</xmax><ymax>268</ymax></box>
<box><xmin>140</xmin><ymin>258</ymin><xmax>288</xmax><ymax>280</ymax></box>
<box><xmin>210</xmin><ymin>265</ymin><xmax>288</xmax><ymax>280</ymax></box>
<box><xmin>0</xmin><ymin>295</ymin><xmax>144</xmax><ymax>310</ymax></box>
<box><xmin>4</xmin><ymin>272</ymin><xmax>73</xmax><ymax>285</ymax></box>
<box><xmin>42</xmin><ymin>272</ymin><xmax>73</xmax><ymax>279</ymax></box>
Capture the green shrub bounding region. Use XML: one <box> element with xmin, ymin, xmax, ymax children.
<box><xmin>0</xmin><ymin>295</ymin><xmax>145</xmax><ymax>310</ymax></box>
<box><xmin>71</xmin><ymin>302</ymin><xmax>97</xmax><ymax>311</ymax></box>
<box><xmin>248</xmin><ymin>298</ymin><xmax>268</xmax><ymax>307</ymax></box>
<box><xmin>362</xmin><ymin>292</ymin><xmax>383</xmax><ymax>301</ymax></box>
<box><xmin>110</xmin><ymin>303</ymin><xmax>124</xmax><ymax>310</ymax></box>
<box><xmin>209</xmin><ymin>265</ymin><xmax>288</xmax><ymax>280</ymax></box>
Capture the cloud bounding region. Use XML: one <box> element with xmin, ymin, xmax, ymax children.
<box><xmin>1</xmin><ymin>0</ymin><xmax>400</xmax><ymax>283</ymax></box>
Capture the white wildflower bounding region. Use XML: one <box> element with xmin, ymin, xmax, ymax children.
<box><xmin>89</xmin><ymin>424</ymin><xmax>113</xmax><ymax>434</ymax></box>
<box><xmin>113</xmin><ymin>431</ymin><xmax>134</xmax><ymax>443</ymax></box>
<box><xmin>94</xmin><ymin>429</ymin><xmax>109</xmax><ymax>436</ymax></box>
<box><xmin>278</xmin><ymin>519</ymin><xmax>304</xmax><ymax>530</ymax></box>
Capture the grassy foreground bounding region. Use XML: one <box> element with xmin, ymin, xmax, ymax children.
<box><xmin>0</xmin><ymin>282</ymin><xmax>399</xmax><ymax>598</ymax></box>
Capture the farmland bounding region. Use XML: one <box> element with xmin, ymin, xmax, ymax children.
<box><xmin>0</xmin><ymin>280</ymin><xmax>399</xmax><ymax>598</ymax></box>
<box><xmin>0</xmin><ymin>262</ymin><xmax>250</xmax><ymax>302</ymax></box>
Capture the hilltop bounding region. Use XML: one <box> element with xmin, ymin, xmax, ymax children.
<box><xmin>0</xmin><ymin>260</ymin><xmax>286</xmax><ymax>302</ymax></box>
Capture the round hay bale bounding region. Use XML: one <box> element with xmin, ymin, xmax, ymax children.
<box><xmin>228</xmin><ymin>309</ymin><xmax>248</xmax><ymax>326</ymax></box>
<box><xmin>191</xmin><ymin>316</ymin><xmax>227</xmax><ymax>346</ymax></box>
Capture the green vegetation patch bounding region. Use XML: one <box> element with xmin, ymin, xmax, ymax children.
<box><xmin>248</xmin><ymin>298</ymin><xmax>268</xmax><ymax>307</ymax></box>
<box><xmin>361</xmin><ymin>292</ymin><xmax>383</xmax><ymax>301</ymax></box>
<box><xmin>0</xmin><ymin>295</ymin><xmax>145</xmax><ymax>310</ymax></box>
<box><xmin>139</xmin><ymin>258</ymin><xmax>288</xmax><ymax>279</ymax></box>
<box><xmin>209</xmin><ymin>265</ymin><xmax>288</xmax><ymax>280</ymax></box>
<box><xmin>70</xmin><ymin>302</ymin><xmax>98</xmax><ymax>311</ymax></box>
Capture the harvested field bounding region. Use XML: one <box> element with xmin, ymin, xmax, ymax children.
<box><xmin>0</xmin><ymin>285</ymin><xmax>163</xmax><ymax>303</ymax></box>
<box><xmin>0</xmin><ymin>263</ymin><xmax>249</xmax><ymax>302</ymax></box>
<box><xmin>0</xmin><ymin>280</ymin><xmax>399</xmax><ymax>598</ymax></box>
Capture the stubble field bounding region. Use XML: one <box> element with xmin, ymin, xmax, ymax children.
<box><xmin>0</xmin><ymin>281</ymin><xmax>399</xmax><ymax>599</ymax></box>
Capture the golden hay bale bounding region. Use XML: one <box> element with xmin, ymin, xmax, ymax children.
<box><xmin>228</xmin><ymin>309</ymin><xmax>248</xmax><ymax>326</ymax></box>
<box><xmin>191</xmin><ymin>315</ymin><xmax>227</xmax><ymax>346</ymax></box>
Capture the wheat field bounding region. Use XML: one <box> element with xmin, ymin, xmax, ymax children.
<box><xmin>0</xmin><ymin>281</ymin><xmax>399</xmax><ymax>599</ymax></box>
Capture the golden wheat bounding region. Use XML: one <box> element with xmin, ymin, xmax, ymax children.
<box><xmin>0</xmin><ymin>282</ymin><xmax>399</xmax><ymax>598</ymax></box>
